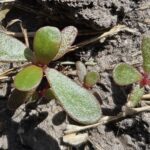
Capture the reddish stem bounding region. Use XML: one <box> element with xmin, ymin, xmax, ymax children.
<box><xmin>38</xmin><ymin>85</ymin><xmax>49</xmax><ymax>97</ymax></box>
<box><xmin>140</xmin><ymin>72</ymin><xmax>150</xmax><ymax>87</ymax></box>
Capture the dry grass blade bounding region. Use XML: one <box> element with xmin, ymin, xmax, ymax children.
<box><xmin>0</xmin><ymin>30</ymin><xmax>34</xmax><ymax>37</ymax></box>
<box><xmin>60</xmin><ymin>61</ymin><xmax>97</xmax><ymax>66</ymax></box>
<box><xmin>0</xmin><ymin>76</ymin><xmax>9</xmax><ymax>80</ymax></box>
<box><xmin>2</xmin><ymin>31</ymin><xmax>99</xmax><ymax>38</ymax></box>
<box><xmin>99</xmin><ymin>24</ymin><xmax>137</xmax><ymax>42</ymax></box>
<box><xmin>70</xmin><ymin>25</ymin><xmax>137</xmax><ymax>51</ymax></box>
<box><xmin>0</xmin><ymin>62</ymin><xmax>31</xmax><ymax>81</ymax></box>
<box><xmin>64</xmin><ymin>106</ymin><xmax>150</xmax><ymax>134</ymax></box>
<box><xmin>6</xmin><ymin>19</ymin><xmax>22</xmax><ymax>28</ymax></box>
<box><xmin>142</xmin><ymin>94</ymin><xmax>150</xmax><ymax>100</ymax></box>
<box><xmin>20</xmin><ymin>23</ymin><xmax>29</xmax><ymax>47</ymax></box>
<box><xmin>0</xmin><ymin>0</ymin><xmax>15</xmax><ymax>3</ymax></box>
<box><xmin>0</xmin><ymin>68</ymin><xmax>15</xmax><ymax>77</ymax></box>
<box><xmin>0</xmin><ymin>70</ymin><xmax>14</xmax><ymax>81</ymax></box>
<box><xmin>5</xmin><ymin>19</ymin><xmax>29</xmax><ymax>47</ymax></box>
<box><xmin>3</xmin><ymin>25</ymin><xmax>137</xmax><ymax>56</ymax></box>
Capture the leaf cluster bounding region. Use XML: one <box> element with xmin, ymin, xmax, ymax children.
<box><xmin>1</xmin><ymin>25</ymin><xmax>149</xmax><ymax>125</ymax></box>
<box><xmin>113</xmin><ymin>36</ymin><xmax>150</xmax><ymax>107</ymax></box>
<box><xmin>0</xmin><ymin>26</ymin><xmax>101</xmax><ymax>124</ymax></box>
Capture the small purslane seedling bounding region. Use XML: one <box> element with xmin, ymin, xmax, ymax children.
<box><xmin>84</xmin><ymin>71</ymin><xmax>100</xmax><ymax>88</ymax></box>
<box><xmin>0</xmin><ymin>26</ymin><xmax>101</xmax><ymax>124</ymax></box>
<box><xmin>76</xmin><ymin>61</ymin><xmax>100</xmax><ymax>88</ymax></box>
<box><xmin>113</xmin><ymin>36</ymin><xmax>150</xmax><ymax>107</ymax></box>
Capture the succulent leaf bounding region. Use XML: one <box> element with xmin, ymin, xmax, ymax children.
<box><xmin>45</xmin><ymin>68</ymin><xmax>101</xmax><ymax>124</ymax></box>
<box><xmin>113</xmin><ymin>63</ymin><xmax>142</xmax><ymax>85</ymax></box>
<box><xmin>14</xmin><ymin>65</ymin><xmax>43</xmax><ymax>91</ymax></box>
<box><xmin>0</xmin><ymin>32</ymin><xmax>28</xmax><ymax>62</ymax></box>
<box><xmin>84</xmin><ymin>71</ymin><xmax>100</xmax><ymax>88</ymax></box>
<box><xmin>127</xmin><ymin>86</ymin><xmax>144</xmax><ymax>108</ymax></box>
<box><xmin>141</xmin><ymin>36</ymin><xmax>150</xmax><ymax>73</ymax></box>
<box><xmin>53</xmin><ymin>26</ymin><xmax>77</xmax><ymax>60</ymax></box>
<box><xmin>34</xmin><ymin>26</ymin><xmax>61</xmax><ymax>64</ymax></box>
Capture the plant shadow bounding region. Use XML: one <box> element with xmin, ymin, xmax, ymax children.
<box><xmin>109</xmin><ymin>77</ymin><xmax>132</xmax><ymax>113</ymax></box>
<box><xmin>0</xmin><ymin>107</ymin><xmax>60</xmax><ymax>150</ymax></box>
<box><xmin>104</xmin><ymin>118</ymin><xmax>150</xmax><ymax>145</ymax></box>
<box><xmin>52</xmin><ymin>111</ymin><xmax>66</xmax><ymax>126</ymax></box>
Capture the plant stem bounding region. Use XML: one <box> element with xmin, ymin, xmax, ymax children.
<box><xmin>0</xmin><ymin>0</ymin><xmax>15</xmax><ymax>3</ymax></box>
<box><xmin>142</xmin><ymin>94</ymin><xmax>150</xmax><ymax>100</ymax></box>
<box><xmin>0</xmin><ymin>76</ymin><xmax>9</xmax><ymax>80</ymax></box>
<box><xmin>20</xmin><ymin>23</ymin><xmax>29</xmax><ymax>47</ymax></box>
<box><xmin>70</xmin><ymin>25</ymin><xmax>137</xmax><ymax>51</ymax></box>
<box><xmin>2</xmin><ymin>31</ymin><xmax>99</xmax><ymax>38</ymax></box>
<box><xmin>0</xmin><ymin>62</ymin><xmax>31</xmax><ymax>80</ymax></box>
<box><xmin>0</xmin><ymin>68</ymin><xmax>14</xmax><ymax>76</ymax></box>
<box><xmin>60</xmin><ymin>61</ymin><xmax>97</xmax><ymax>66</ymax></box>
<box><xmin>0</xmin><ymin>30</ymin><xmax>35</xmax><ymax>37</ymax></box>
<box><xmin>64</xmin><ymin>106</ymin><xmax>150</xmax><ymax>134</ymax></box>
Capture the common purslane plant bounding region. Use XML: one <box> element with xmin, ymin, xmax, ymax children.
<box><xmin>1</xmin><ymin>25</ymin><xmax>149</xmax><ymax>126</ymax></box>
<box><xmin>113</xmin><ymin>36</ymin><xmax>150</xmax><ymax>107</ymax></box>
<box><xmin>0</xmin><ymin>26</ymin><xmax>101</xmax><ymax>124</ymax></box>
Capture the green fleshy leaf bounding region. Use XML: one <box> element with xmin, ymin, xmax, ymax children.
<box><xmin>84</xmin><ymin>71</ymin><xmax>100</xmax><ymax>88</ymax></box>
<box><xmin>14</xmin><ymin>65</ymin><xmax>43</xmax><ymax>91</ymax></box>
<box><xmin>53</xmin><ymin>26</ymin><xmax>78</xmax><ymax>60</ymax></box>
<box><xmin>45</xmin><ymin>68</ymin><xmax>101</xmax><ymax>124</ymax></box>
<box><xmin>8</xmin><ymin>89</ymin><xmax>34</xmax><ymax>110</ymax></box>
<box><xmin>34</xmin><ymin>26</ymin><xmax>61</xmax><ymax>64</ymax></box>
<box><xmin>0</xmin><ymin>32</ymin><xmax>28</xmax><ymax>62</ymax></box>
<box><xmin>127</xmin><ymin>86</ymin><xmax>144</xmax><ymax>108</ymax></box>
<box><xmin>141</xmin><ymin>36</ymin><xmax>150</xmax><ymax>73</ymax></box>
<box><xmin>113</xmin><ymin>63</ymin><xmax>142</xmax><ymax>86</ymax></box>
